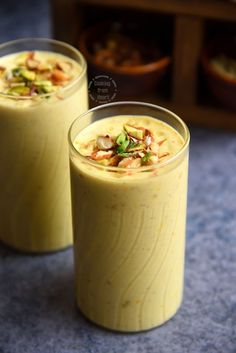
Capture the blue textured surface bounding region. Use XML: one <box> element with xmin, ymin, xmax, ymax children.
<box><xmin>0</xmin><ymin>2</ymin><xmax>236</xmax><ymax>353</ymax></box>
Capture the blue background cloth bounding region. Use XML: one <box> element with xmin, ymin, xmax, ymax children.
<box><xmin>0</xmin><ymin>1</ymin><xmax>235</xmax><ymax>352</ymax></box>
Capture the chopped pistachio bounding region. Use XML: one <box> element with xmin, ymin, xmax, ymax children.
<box><xmin>34</xmin><ymin>80</ymin><xmax>52</xmax><ymax>87</ymax></box>
<box><xmin>37</xmin><ymin>85</ymin><xmax>54</xmax><ymax>94</ymax></box>
<box><xmin>124</xmin><ymin>124</ymin><xmax>145</xmax><ymax>140</ymax></box>
<box><xmin>127</xmin><ymin>142</ymin><xmax>145</xmax><ymax>152</ymax></box>
<box><xmin>1</xmin><ymin>51</ymin><xmax>76</xmax><ymax>97</ymax></box>
<box><xmin>12</xmin><ymin>67</ymin><xmax>22</xmax><ymax>77</ymax></box>
<box><xmin>141</xmin><ymin>152</ymin><xmax>152</xmax><ymax>164</ymax></box>
<box><xmin>117</xmin><ymin>152</ymin><xmax>133</xmax><ymax>158</ymax></box>
<box><xmin>20</xmin><ymin>69</ymin><xmax>36</xmax><ymax>81</ymax></box>
<box><xmin>116</xmin><ymin>140</ymin><xmax>129</xmax><ymax>154</ymax></box>
<box><xmin>116</xmin><ymin>131</ymin><xmax>127</xmax><ymax>145</ymax></box>
<box><xmin>7</xmin><ymin>86</ymin><xmax>30</xmax><ymax>96</ymax></box>
<box><xmin>116</xmin><ymin>131</ymin><xmax>130</xmax><ymax>153</ymax></box>
<box><xmin>9</xmin><ymin>82</ymin><xmax>26</xmax><ymax>88</ymax></box>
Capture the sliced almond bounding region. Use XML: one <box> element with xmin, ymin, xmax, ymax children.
<box><xmin>137</xmin><ymin>151</ymin><xmax>145</xmax><ymax>158</ymax></box>
<box><xmin>144</xmin><ymin>134</ymin><xmax>152</xmax><ymax>146</ymax></box>
<box><xmin>37</xmin><ymin>63</ymin><xmax>52</xmax><ymax>72</ymax></box>
<box><xmin>90</xmin><ymin>150</ymin><xmax>113</xmax><ymax>161</ymax></box>
<box><xmin>56</xmin><ymin>61</ymin><xmax>73</xmax><ymax>73</ymax></box>
<box><xmin>26</xmin><ymin>58</ymin><xmax>40</xmax><ymax>70</ymax></box>
<box><xmin>97</xmin><ymin>136</ymin><xmax>114</xmax><ymax>150</ymax></box>
<box><xmin>118</xmin><ymin>157</ymin><xmax>142</xmax><ymax>168</ymax></box>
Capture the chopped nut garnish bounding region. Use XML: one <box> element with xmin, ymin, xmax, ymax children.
<box><xmin>56</xmin><ymin>61</ymin><xmax>72</xmax><ymax>73</ymax></box>
<box><xmin>97</xmin><ymin>136</ymin><xmax>114</xmax><ymax>150</ymax></box>
<box><xmin>158</xmin><ymin>138</ymin><xmax>167</xmax><ymax>146</ymax></box>
<box><xmin>0</xmin><ymin>51</ymin><xmax>75</xmax><ymax>97</ymax></box>
<box><xmin>26</xmin><ymin>58</ymin><xmax>40</xmax><ymax>70</ymax></box>
<box><xmin>51</xmin><ymin>69</ymin><xmax>70</xmax><ymax>82</ymax></box>
<box><xmin>81</xmin><ymin>124</ymin><xmax>170</xmax><ymax>169</ymax></box>
<box><xmin>118</xmin><ymin>157</ymin><xmax>142</xmax><ymax>168</ymax></box>
<box><xmin>158</xmin><ymin>152</ymin><xmax>170</xmax><ymax>159</ymax></box>
<box><xmin>124</xmin><ymin>124</ymin><xmax>145</xmax><ymax>140</ymax></box>
<box><xmin>90</xmin><ymin>150</ymin><xmax>113</xmax><ymax>160</ymax></box>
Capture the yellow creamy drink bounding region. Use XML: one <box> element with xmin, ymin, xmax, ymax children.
<box><xmin>69</xmin><ymin>103</ymin><xmax>189</xmax><ymax>332</ymax></box>
<box><xmin>0</xmin><ymin>39</ymin><xmax>88</xmax><ymax>252</ymax></box>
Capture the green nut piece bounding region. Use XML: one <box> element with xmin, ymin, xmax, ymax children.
<box><xmin>7</xmin><ymin>86</ymin><xmax>30</xmax><ymax>96</ymax></box>
<box><xmin>20</xmin><ymin>69</ymin><xmax>36</xmax><ymax>81</ymax></box>
<box><xmin>116</xmin><ymin>131</ymin><xmax>127</xmax><ymax>145</ymax></box>
<box><xmin>34</xmin><ymin>80</ymin><xmax>52</xmax><ymax>87</ymax></box>
<box><xmin>124</xmin><ymin>124</ymin><xmax>145</xmax><ymax>140</ymax></box>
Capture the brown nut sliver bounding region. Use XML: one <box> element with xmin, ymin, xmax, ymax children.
<box><xmin>158</xmin><ymin>152</ymin><xmax>170</xmax><ymax>159</ymax></box>
<box><xmin>158</xmin><ymin>138</ymin><xmax>167</xmax><ymax>146</ymax></box>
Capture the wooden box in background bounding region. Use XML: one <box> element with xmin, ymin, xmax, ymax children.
<box><xmin>51</xmin><ymin>0</ymin><xmax>236</xmax><ymax>130</ymax></box>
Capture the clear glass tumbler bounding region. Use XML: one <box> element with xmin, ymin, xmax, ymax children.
<box><xmin>68</xmin><ymin>101</ymin><xmax>190</xmax><ymax>332</ymax></box>
<box><xmin>0</xmin><ymin>38</ymin><xmax>88</xmax><ymax>252</ymax></box>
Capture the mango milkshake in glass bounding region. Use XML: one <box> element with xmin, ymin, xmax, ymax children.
<box><xmin>69</xmin><ymin>102</ymin><xmax>190</xmax><ymax>332</ymax></box>
<box><xmin>0</xmin><ymin>38</ymin><xmax>88</xmax><ymax>252</ymax></box>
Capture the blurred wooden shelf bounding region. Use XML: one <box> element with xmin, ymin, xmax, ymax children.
<box><xmin>79</xmin><ymin>0</ymin><xmax>236</xmax><ymax>21</ymax></box>
<box><xmin>145</xmin><ymin>97</ymin><xmax>236</xmax><ymax>131</ymax></box>
<box><xmin>51</xmin><ymin>0</ymin><xmax>236</xmax><ymax>130</ymax></box>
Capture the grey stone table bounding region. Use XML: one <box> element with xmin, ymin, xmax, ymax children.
<box><xmin>0</xmin><ymin>1</ymin><xmax>236</xmax><ymax>352</ymax></box>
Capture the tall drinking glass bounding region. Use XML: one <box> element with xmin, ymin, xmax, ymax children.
<box><xmin>0</xmin><ymin>38</ymin><xmax>88</xmax><ymax>252</ymax></box>
<box><xmin>68</xmin><ymin>101</ymin><xmax>190</xmax><ymax>332</ymax></box>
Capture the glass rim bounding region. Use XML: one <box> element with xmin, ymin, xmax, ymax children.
<box><xmin>68</xmin><ymin>101</ymin><xmax>190</xmax><ymax>173</ymax></box>
<box><xmin>0</xmin><ymin>37</ymin><xmax>87</xmax><ymax>100</ymax></box>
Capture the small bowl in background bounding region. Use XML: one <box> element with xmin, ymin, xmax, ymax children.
<box><xmin>78</xmin><ymin>22</ymin><xmax>171</xmax><ymax>100</ymax></box>
<box><xmin>201</xmin><ymin>36</ymin><xmax>236</xmax><ymax>111</ymax></box>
